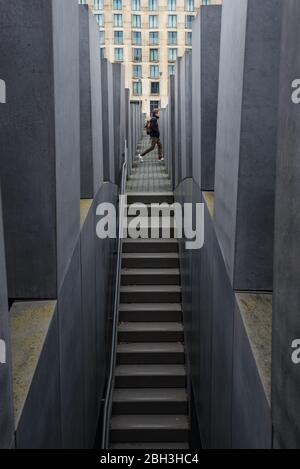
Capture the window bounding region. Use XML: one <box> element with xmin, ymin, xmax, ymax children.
<box><xmin>113</xmin><ymin>0</ymin><xmax>122</xmax><ymax>10</ymax></box>
<box><xmin>149</xmin><ymin>31</ymin><xmax>159</xmax><ymax>45</ymax></box>
<box><xmin>133</xmin><ymin>48</ymin><xmax>142</xmax><ymax>61</ymax></box>
<box><xmin>114</xmin><ymin>14</ymin><xmax>123</xmax><ymax>27</ymax></box>
<box><xmin>100</xmin><ymin>47</ymin><xmax>105</xmax><ymax>59</ymax></box>
<box><xmin>132</xmin><ymin>65</ymin><xmax>142</xmax><ymax>78</ymax></box>
<box><xmin>94</xmin><ymin>0</ymin><xmax>103</xmax><ymax>10</ymax></box>
<box><xmin>185</xmin><ymin>15</ymin><xmax>194</xmax><ymax>29</ymax></box>
<box><xmin>168</xmin><ymin>0</ymin><xmax>176</xmax><ymax>11</ymax></box>
<box><xmin>168</xmin><ymin>64</ymin><xmax>175</xmax><ymax>76</ymax></box>
<box><xmin>114</xmin><ymin>48</ymin><xmax>123</xmax><ymax>61</ymax></box>
<box><xmin>150</xmin><ymin>65</ymin><xmax>160</xmax><ymax>79</ymax></box>
<box><xmin>168</xmin><ymin>48</ymin><xmax>177</xmax><ymax>61</ymax></box>
<box><xmin>149</xmin><ymin>15</ymin><xmax>158</xmax><ymax>28</ymax></box>
<box><xmin>99</xmin><ymin>31</ymin><xmax>105</xmax><ymax>45</ymax></box>
<box><xmin>185</xmin><ymin>0</ymin><xmax>194</xmax><ymax>12</ymax></box>
<box><xmin>132</xmin><ymin>31</ymin><xmax>142</xmax><ymax>45</ymax></box>
<box><xmin>95</xmin><ymin>14</ymin><xmax>104</xmax><ymax>27</ymax></box>
<box><xmin>150</xmin><ymin>100</ymin><xmax>160</xmax><ymax>113</ymax></box>
<box><xmin>132</xmin><ymin>14</ymin><xmax>141</xmax><ymax>28</ymax></box>
<box><xmin>132</xmin><ymin>0</ymin><xmax>141</xmax><ymax>10</ymax></box>
<box><xmin>149</xmin><ymin>0</ymin><xmax>157</xmax><ymax>11</ymax></box>
<box><xmin>186</xmin><ymin>31</ymin><xmax>192</xmax><ymax>45</ymax></box>
<box><xmin>133</xmin><ymin>81</ymin><xmax>142</xmax><ymax>96</ymax></box>
<box><xmin>168</xmin><ymin>31</ymin><xmax>177</xmax><ymax>45</ymax></box>
<box><xmin>149</xmin><ymin>48</ymin><xmax>159</xmax><ymax>62</ymax></box>
<box><xmin>202</xmin><ymin>0</ymin><xmax>212</xmax><ymax>4</ymax></box>
<box><xmin>168</xmin><ymin>15</ymin><xmax>177</xmax><ymax>28</ymax></box>
<box><xmin>151</xmin><ymin>82</ymin><xmax>160</xmax><ymax>95</ymax></box>
<box><xmin>114</xmin><ymin>31</ymin><xmax>123</xmax><ymax>44</ymax></box>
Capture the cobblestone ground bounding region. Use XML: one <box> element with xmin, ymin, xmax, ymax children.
<box><xmin>126</xmin><ymin>135</ymin><xmax>172</xmax><ymax>193</ymax></box>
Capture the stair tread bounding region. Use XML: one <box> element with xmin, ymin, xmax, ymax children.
<box><xmin>119</xmin><ymin>303</ymin><xmax>182</xmax><ymax>312</ymax></box>
<box><xmin>121</xmin><ymin>268</ymin><xmax>180</xmax><ymax>275</ymax></box>
<box><xmin>118</xmin><ymin>322</ymin><xmax>183</xmax><ymax>332</ymax></box>
<box><xmin>113</xmin><ymin>388</ymin><xmax>187</xmax><ymax>402</ymax></box>
<box><xmin>122</xmin><ymin>253</ymin><xmax>179</xmax><ymax>259</ymax></box>
<box><xmin>111</xmin><ymin>415</ymin><xmax>189</xmax><ymax>430</ymax></box>
<box><xmin>110</xmin><ymin>442</ymin><xmax>189</xmax><ymax>449</ymax></box>
<box><xmin>115</xmin><ymin>364</ymin><xmax>186</xmax><ymax>376</ymax></box>
<box><xmin>127</xmin><ymin>192</ymin><xmax>174</xmax><ymax>197</ymax></box>
<box><xmin>123</xmin><ymin>238</ymin><xmax>178</xmax><ymax>244</ymax></box>
<box><xmin>120</xmin><ymin>285</ymin><xmax>181</xmax><ymax>292</ymax></box>
<box><xmin>117</xmin><ymin>343</ymin><xmax>184</xmax><ymax>353</ymax></box>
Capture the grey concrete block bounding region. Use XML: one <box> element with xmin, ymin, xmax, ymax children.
<box><xmin>101</xmin><ymin>59</ymin><xmax>115</xmax><ymax>183</ymax></box>
<box><xmin>0</xmin><ymin>0</ymin><xmax>80</xmax><ymax>298</ymax></box>
<box><xmin>58</xmin><ymin>242</ymin><xmax>84</xmax><ymax>448</ymax></box>
<box><xmin>11</xmin><ymin>302</ymin><xmax>62</xmax><ymax>449</ymax></box>
<box><xmin>180</xmin><ymin>51</ymin><xmax>193</xmax><ymax>180</ymax></box>
<box><xmin>80</xmin><ymin>200</ymin><xmax>98</xmax><ymax>448</ymax></box>
<box><xmin>214</xmin><ymin>0</ymin><xmax>282</xmax><ymax>291</ymax></box>
<box><xmin>210</xmin><ymin>244</ymin><xmax>234</xmax><ymax>449</ymax></box>
<box><xmin>112</xmin><ymin>63</ymin><xmax>125</xmax><ymax>184</ymax></box>
<box><xmin>95</xmin><ymin>183</ymin><xmax>118</xmax><ymax>409</ymax></box>
<box><xmin>79</xmin><ymin>5</ymin><xmax>103</xmax><ymax>198</ymax></box>
<box><xmin>272</xmin><ymin>0</ymin><xmax>300</xmax><ymax>449</ymax></box>
<box><xmin>174</xmin><ymin>58</ymin><xmax>182</xmax><ymax>187</ymax></box>
<box><xmin>232</xmin><ymin>294</ymin><xmax>272</xmax><ymax>449</ymax></box>
<box><xmin>168</xmin><ymin>76</ymin><xmax>176</xmax><ymax>190</ymax></box>
<box><xmin>192</xmin><ymin>6</ymin><xmax>222</xmax><ymax>190</ymax></box>
<box><xmin>0</xmin><ymin>191</ymin><xmax>14</xmax><ymax>449</ymax></box>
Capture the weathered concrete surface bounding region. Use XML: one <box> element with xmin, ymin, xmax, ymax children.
<box><xmin>0</xmin><ymin>0</ymin><xmax>80</xmax><ymax>298</ymax></box>
<box><xmin>80</xmin><ymin>200</ymin><xmax>98</xmax><ymax>448</ymax></box>
<box><xmin>272</xmin><ymin>0</ymin><xmax>300</xmax><ymax>449</ymax></box>
<box><xmin>214</xmin><ymin>0</ymin><xmax>282</xmax><ymax>291</ymax></box>
<box><xmin>192</xmin><ymin>6</ymin><xmax>222</xmax><ymax>190</ymax></box>
<box><xmin>58</xmin><ymin>242</ymin><xmax>84</xmax><ymax>449</ymax></box>
<box><xmin>101</xmin><ymin>59</ymin><xmax>115</xmax><ymax>183</ymax></box>
<box><xmin>180</xmin><ymin>51</ymin><xmax>193</xmax><ymax>180</ymax></box>
<box><xmin>174</xmin><ymin>58</ymin><xmax>182</xmax><ymax>187</ymax></box>
<box><xmin>10</xmin><ymin>301</ymin><xmax>61</xmax><ymax>449</ymax></box>
<box><xmin>0</xmin><ymin>191</ymin><xmax>14</xmax><ymax>449</ymax></box>
<box><xmin>113</xmin><ymin>63</ymin><xmax>125</xmax><ymax>185</ymax></box>
<box><xmin>232</xmin><ymin>293</ymin><xmax>272</xmax><ymax>449</ymax></box>
<box><xmin>79</xmin><ymin>5</ymin><xmax>103</xmax><ymax>198</ymax></box>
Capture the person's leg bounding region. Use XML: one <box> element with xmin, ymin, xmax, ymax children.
<box><xmin>157</xmin><ymin>139</ymin><xmax>163</xmax><ymax>160</ymax></box>
<box><xmin>140</xmin><ymin>138</ymin><xmax>157</xmax><ymax>157</ymax></box>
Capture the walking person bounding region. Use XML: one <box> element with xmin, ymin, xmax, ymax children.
<box><xmin>138</xmin><ymin>109</ymin><xmax>164</xmax><ymax>163</ymax></box>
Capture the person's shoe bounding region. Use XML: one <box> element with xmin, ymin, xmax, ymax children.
<box><xmin>138</xmin><ymin>154</ymin><xmax>144</xmax><ymax>163</ymax></box>
<box><xmin>159</xmin><ymin>157</ymin><xmax>165</xmax><ymax>162</ymax></box>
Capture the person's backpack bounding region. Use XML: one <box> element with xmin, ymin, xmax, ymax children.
<box><xmin>145</xmin><ymin>119</ymin><xmax>151</xmax><ymax>135</ymax></box>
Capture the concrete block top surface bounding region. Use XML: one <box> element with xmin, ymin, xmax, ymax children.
<box><xmin>235</xmin><ymin>292</ymin><xmax>272</xmax><ymax>405</ymax></box>
<box><xmin>9</xmin><ymin>301</ymin><xmax>57</xmax><ymax>426</ymax></box>
<box><xmin>80</xmin><ymin>199</ymin><xmax>93</xmax><ymax>230</ymax></box>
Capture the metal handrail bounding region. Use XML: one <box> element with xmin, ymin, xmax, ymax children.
<box><xmin>101</xmin><ymin>141</ymin><xmax>128</xmax><ymax>449</ymax></box>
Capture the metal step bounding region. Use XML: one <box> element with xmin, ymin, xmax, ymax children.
<box><xmin>117</xmin><ymin>342</ymin><xmax>185</xmax><ymax>365</ymax></box>
<box><xmin>112</xmin><ymin>388</ymin><xmax>188</xmax><ymax>415</ymax></box>
<box><xmin>110</xmin><ymin>415</ymin><xmax>189</xmax><ymax>443</ymax></box>
<box><xmin>123</xmin><ymin>239</ymin><xmax>178</xmax><ymax>254</ymax></box>
<box><xmin>127</xmin><ymin>192</ymin><xmax>174</xmax><ymax>205</ymax></box>
<box><xmin>121</xmin><ymin>268</ymin><xmax>180</xmax><ymax>286</ymax></box>
<box><xmin>115</xmin><ymin>364</ymin><xmax>186</xmax><ymax>388</ymax></box>
<box><xmin>119</xmin><ymin>303</ymin><xmax>182</xmax><ymax>323</ymax></box>
<box><xmin>122</xmin><ymin>253</ymin><xmax>180</xmax><ymax>269</ymax></box>
<box><xmin>120</xmin><ymin>285</ymin><xmax>182</xmax><ymax>304</ymax></box>
<box><xmin>110</xmin><ymin>442</ymin><xmax>189</xmax><ymax>449</ymax></box>
<box><xmin>118</xmin><ymin>322</ymin><xmax>184</xmax><ymax>342</ymax></box>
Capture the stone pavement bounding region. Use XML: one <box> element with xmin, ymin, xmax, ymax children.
<box><xmin>126</xmin><ymin>136</ymin><xmax>172</xmax><ymax>193</ymax></box>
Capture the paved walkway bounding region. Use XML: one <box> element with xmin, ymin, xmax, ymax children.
<box><xmin>126</xmin><ymin>136</ymin><xmax>172</xmax><ymax>193</ymax></box>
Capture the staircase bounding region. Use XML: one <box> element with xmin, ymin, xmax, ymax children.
<box><xmin>109</xmin><ymin>191</ymin><xmax>190</xmax><ymax>449</ymax></box>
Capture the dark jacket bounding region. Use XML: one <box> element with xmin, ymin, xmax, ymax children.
<box><xmin>150</xmin><ymin>116</ymin><xmax>160</xmax><ymax>138</ymax></box>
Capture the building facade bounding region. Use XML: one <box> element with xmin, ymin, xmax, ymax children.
<box><xmin>80</xmin><ymin>0</ymin><xmax>221</xmax><ymax>115</ymax></box>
